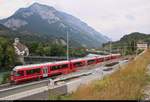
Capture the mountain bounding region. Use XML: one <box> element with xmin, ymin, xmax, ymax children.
<box><xmin>0</xmin><ymin>3</ymin><xmax>110</xmax><ymax>48</ymax></box>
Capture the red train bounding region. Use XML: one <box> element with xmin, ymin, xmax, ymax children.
<box><xmin>10</xmin><ymin>54</ymin><xmax>121</xmax><ymax>84</ymax></box>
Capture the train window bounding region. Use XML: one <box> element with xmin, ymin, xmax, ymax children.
<box><xmin>98</xmin><ymin>58</ymin><xmax>104</xmax><ymax>62</ymax></box>
<box><xmin>26</xmin><ymin>68</ymin><xmax>41</xmax><ymax>75</ymax></box>
<box><xmin>51</xmin><ymin>66</ymin><xmax>59</xmax><ymax>71</ymax></box>
<box><xmin>15</xmin><ymin>71</ymin><xmax>24</xmax><ymax>76</ymax></box>
<box><xmin>61</xmin><ymin>64</ymin><xmax>68</xmax><ymax>68</ymax></box>
<box><xmin>87</xmin><ymin>59</ymin><xmax>96</xmax><ymax>65</ymax></box>
<box><xmin>27</xmin><ymin>70</ymin><xmax>34</xmax><ymax>75</ymax></box>
<box><xmin>73</xmin><ymin>62</ymin><xmax>83</xmax><ymax>67</ymax></box>
<box><xmin>34</xmin><ymin>68</ymin><xmax>41</xmax><ymax>73</ymax></box>
<box><xmin>51</xmin><ymin>64</ymin><xmax>68</xmax><ymax>71</ymax></box>
<box><xmin>105</xmin><ymin>57</ymin><xmax>110</xmax><ymax>60</ymax></box>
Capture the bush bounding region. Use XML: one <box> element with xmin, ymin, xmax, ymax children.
<box><xmin>1</xmin><ymin>72</ymin><xmax>10</xmax><ymax>84</ymax></box>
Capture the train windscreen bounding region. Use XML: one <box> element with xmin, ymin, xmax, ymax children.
<box><xmin>15</xmin><ymin>70</ymin><xmax>24</xmax><ymax>76</ymax></box>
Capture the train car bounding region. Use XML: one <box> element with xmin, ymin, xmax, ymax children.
<box><xmin>11</xmin><ymin>61</ymin><xmax>71</xmax><ymax>84</ymax></box>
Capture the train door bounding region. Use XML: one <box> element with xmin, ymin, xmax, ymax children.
<box><xmin>43</xmin><ymin>67</ymin><xmax>48</xmax><ymax>78</ymax></box>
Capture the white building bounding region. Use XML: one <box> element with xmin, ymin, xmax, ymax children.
<box><xmin>137</xmin><ymin>43</ymin><xmax>148</xmax><ymax>50</ymax></box>
<box><xmin>13</xmin><ymin>38</ymin><xmax>29</xmax><ymax>64</ymax></box>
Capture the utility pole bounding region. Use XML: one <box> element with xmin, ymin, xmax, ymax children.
<box><xmin>109</xmin><ymin>41</ymin><xmax>112</xmax><ymax>55</ymax></box>
<box><xmin>67</xmin><ymin>29</ymin><xmax>69</xmax><ymax>61</ymax></box>
<box><xmin>122</xmin><ymin>46</ymin><xmax>126</xmax><ymax>56</ymax></box>
<box><xmin>109</xmin><ymin>41</ymin><xmax>112</xmax><ymax>62</ymax></box>
<box><xmin>124</xmin><ymin>46</ymin><xmax>126</xmax><ymax>56</ymax></box>
<box><xmin>135</xmin><ymin>41</ymin><xmax>138</xmax><ymax>57</ymax></box>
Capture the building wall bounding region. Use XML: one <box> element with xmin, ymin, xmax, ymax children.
<box><xmin>137</xmin><ymin>44</ymin><xmax>148</xmax><ymax>50</ymax></box>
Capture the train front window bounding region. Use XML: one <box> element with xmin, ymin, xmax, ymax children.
<box><xmin>15</xmin><ymin>71</ymin><xmax>24</xmax><ymax>76</ymax></box>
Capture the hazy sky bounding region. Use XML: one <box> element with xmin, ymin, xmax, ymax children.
<box><xmin>0</xmin><ymin>0</ymin><xmax>150</xmax><ymax>41</ymax></box>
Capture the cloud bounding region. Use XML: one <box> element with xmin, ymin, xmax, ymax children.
<box><xmin>0</xmin><ymin>0</ymin><xmax>150</xmax><ymax>41</ymax></box>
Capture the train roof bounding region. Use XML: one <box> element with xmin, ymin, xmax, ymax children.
<box><xmin>111</xmin><ymin>53</ymin><xmax>121</xmax><ymax>56</ymax></box>
<box><xmin>96</xmin><ymin>55</ymin><xmax>108</xmax><ymax>58</ymax></box>
<box><xmin>13</xmin><ymin>60</ymin><xmax>70</xmax><ymax>71</ymax></box>
<box><xmin>83</xmin><ymin>56</ymin><xmax>99</xmax><ymax>60</ymax></box>
<box><xmin>70</xmin><ymin>58</ymin><xmax>85</xmax><ymax>62</ymax></box>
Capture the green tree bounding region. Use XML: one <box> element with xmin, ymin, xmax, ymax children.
<box><xmin>0</xmin><ymin>37</ymin><xmax>15</xmax><ymax>71</ymax></box>
<box><xmin>43</xmin><ymin>46</ymin><xmax>51</xmax><ymax>56</ymax></box>
<box><xmin>28</xmin><ymin>42</ymin><xmax>38</xmax><ymax>55</ymax></box>
<box><xmin>35</xmin><ymin>43</ymin><xmax>44</xmax><ymax>56</ymax></box>
<box><xmin>0</xmin><ymin>45</ymin><xmax>3</xmax><ymax>66</ymax></box>
<box><xmin>5</xmin><ymin>45</ymin><xmax>15</xmax><ymax>69</ymax></box>
<box><xmin>50</xmin><ymin>44</ymin><xmax>65</xmax><ymax>56</ymax></box>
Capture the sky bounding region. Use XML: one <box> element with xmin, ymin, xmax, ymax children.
<box><xmin>0</xmin><ymin>0</ymin><xmax>150</xmax><ymax>41</ymax></box>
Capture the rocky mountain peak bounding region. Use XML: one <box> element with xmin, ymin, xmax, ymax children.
<box><xmin>29</xmin><ymin>2</ymin><xmax>56</xmax><ymax>12</ymax></box>
<box><xmin>0</xmin><ymin>3</ymin><xmax>110</xmax><ymax>48</ymax></box>
<box><xmin>27</xmin><ymin>3</ymin><xmax>60</xmax><ymax>23</ymax></box>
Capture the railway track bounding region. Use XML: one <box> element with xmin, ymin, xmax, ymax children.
<box><xmin>0</xmin><ymin>74</ymin><xmax>61</xmax><ymax>90</ymax></box>
<box><xmin>0</xmin><ymin>83</ymin><xmax>11</xmax><ymax>90</ymax></box>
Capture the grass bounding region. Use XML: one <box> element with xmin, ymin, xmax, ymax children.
<box><xmin>0</xmin><ymin>72</ymin><xmax>3</xmax><ymax>84</ymax></box>
<box><xmin>58</xmin><ymin>49</ymin><xmax>150</xmax><ymax>100</ymax></box>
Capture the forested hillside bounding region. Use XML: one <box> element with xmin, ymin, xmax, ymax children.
<box><xmin>103</xmin><ymin>32</ymin><xmax>150</xmax><ymax>55</ymax></box>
